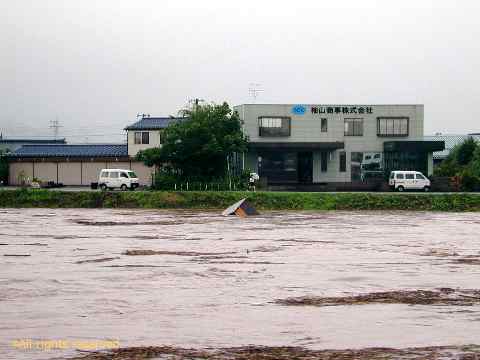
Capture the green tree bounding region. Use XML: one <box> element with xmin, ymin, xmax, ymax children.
<box><xmin>455</xmin><ymin>137</ymin><xmax>477</xmax><ymax>165</ymax></box>
<box><xmin>434</xmin><ymin>137</ymin><xmax>479</xmax><ymax>177</ymax></box>
<box><xmin>136</xmin><ymin>102</ymin><xmax>249</xmax><ymax>180</ymax></box>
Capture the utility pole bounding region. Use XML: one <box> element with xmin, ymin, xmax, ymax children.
<box><xmin>49</xmin><ymin>117</ymin><xmax>63</xmax><ymax>140</ymax></box>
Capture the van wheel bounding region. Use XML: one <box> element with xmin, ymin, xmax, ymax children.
<box><xmin>397</xmin><ymin>186</ymin><xmax>405</xmax><ymax>192</ymax></box>
<box><xmin>424</xmin><ymin>186</ymin><xmax>430</xmax><ymax>192</ymax></box>
<box><xmin>120</xmin><ymin>184</ymin><xmax>128</xmax><ymax>191</ymax></box>
<box><xmin>100</xmin><ymin>184</ymin><xmax>108</xmax><ymax>191</ymax></box>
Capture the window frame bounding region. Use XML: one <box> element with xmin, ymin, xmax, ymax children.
<box><xmin>141</xmin><ymin>131</ymin><xmax>150</xmax><ymax>144</ymax></box>
<box><xmin>377</xmin><ymin>117</ymin><xmax>409</xmax><ymax>137</ymax></box>
<box><xmin>134</xmin><ymin>131</ymin><xmax>150</xmax><ymax>144</ymax></box>
<box><xmin>258</xmin><ymin>116</ymin><xmax>291</xmax><ymax>137</ymax></box>
<box><xmin>321</xmin><ymin>118</ymin><xmax>328</xmax><ymax>133</ymax></box>
<box><xmin>344</xmin><ymin>118</ymin><xmax>364</xmax><ymax>136</ymax></box>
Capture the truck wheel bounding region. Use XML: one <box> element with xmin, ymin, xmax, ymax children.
<box><xmin>397</xmin><ymin>186</ymin><xmax>404</xmax><ymax>192</ymax></box>
<box><xmin>100</xmin><ymin>184</ymin><xmax>108</xmax><ymax>191</ymax></box>
<box><xmin>120</xmin><ymin>184</ymin><xmax>128</xmax><ymax>191</ymax></box>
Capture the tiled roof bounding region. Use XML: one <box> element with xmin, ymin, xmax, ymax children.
<box><xmin>124</xmin><ymin>117</ymin><xmax>187</xmax><ymax>130</ymax></box>
<box><xmin>424</xmin><ymin>134</ymin><xmax>480</xmax><ymax>160</ymax></box>
<box><xmin>8</xmin><ymin>144</ymin><xmax>128</xmax><ymax>158</ymax></box>
<box><xmin>0</xmin><ymin>138</ymin><xmax>66</xmax><ymax>144</ymax></box>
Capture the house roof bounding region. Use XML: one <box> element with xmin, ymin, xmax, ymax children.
<box><xmin>424</xmin><ymin>134</ymin><xmax>480</xmax><ymax>160</ymax></box>
<box><xmin>7</xmin><ymin>144</ymin><xmax>128</xmax><ymax>158</ymax></box>
<box><xmin>124</xmin><ymin>117</ymin><xmax>187</xmax><ymax>130</ymax></box>
<box><xmin>0</xmin><ymin>138</ymin><xmax>66</xmax><ymax>144</ymax></box>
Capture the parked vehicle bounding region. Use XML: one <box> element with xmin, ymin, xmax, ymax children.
<box><xmin>98</xmin><ymin>169</ymin><xmax>139</xmax><ymax>191</ymax></box>
<box><xmin>389</xmin><ymin>171</ymin><xmax>431</xmax><ymax>192</ymax></box>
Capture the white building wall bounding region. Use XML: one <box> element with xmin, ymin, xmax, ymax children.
<box><xmin>9</xmin><ymin>160</ymin><xmax>154</xmax><ymax>186</ymax></box>
<box><xmin>127</xmin><ymin>130</ymin><xmax>162</xmax><ymax>157</ymax></box>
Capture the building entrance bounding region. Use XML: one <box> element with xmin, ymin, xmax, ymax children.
<box><xmin>297</xmin><ymin>152</ymin><xmax>313</xmax><ymax>183</ymax></box>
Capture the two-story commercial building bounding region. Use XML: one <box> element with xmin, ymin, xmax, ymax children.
<box><xmin>235</xmin><ymin>104</ymin><xmax>444</xmax><ymax>185</ymax></box>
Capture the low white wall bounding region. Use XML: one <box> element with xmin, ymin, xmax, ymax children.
<box><xmin>8</xmin><ymin>160</ymin><xmax>154</xmax><ymax>186</ymax></box>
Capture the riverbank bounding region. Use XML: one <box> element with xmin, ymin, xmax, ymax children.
<box><xmin>1</xmin><ymin>189</ymin><xmax>480</xmax><ymax>211</ymax></box>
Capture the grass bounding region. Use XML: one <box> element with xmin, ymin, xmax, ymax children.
<box><xmin>1</xmin><ymin>188</ymin><xmax>480</xmax><ymax>211</ymax></box>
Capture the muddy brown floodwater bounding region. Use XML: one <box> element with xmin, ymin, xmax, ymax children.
<box><xmin>1</xmin><ymin>209</ymin><xmax>480</xmax><ymax>360</ymax></box>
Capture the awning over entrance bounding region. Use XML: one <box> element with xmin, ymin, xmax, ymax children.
<box><xmin>383</xmin><ymin>141</ymin><xmax>445</xmax><ymax>153</ymax></box>
<box><xmin>249</xmin><ymin>142</ymin><xmax>344</xmax><ymax>151</ymax></box>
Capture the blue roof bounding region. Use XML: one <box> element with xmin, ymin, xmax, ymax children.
<box><xmin>0</xmin><ymin>138</ymin><xmax>66</xmax><ymax>144</ymax></box>
<box><xmin>424</xmin><ymin>134</ymin><xmax>480</xmax><ymax>160</ymax></box>
<box><xmin>8</xmin><ymin>144</ymin><xmax>128</xmax><ymax>158</ymax></box>
<box><xmin>124</xmin><ymin>117</ymin><xmax>186</xmax><ymax>130</ymax></box>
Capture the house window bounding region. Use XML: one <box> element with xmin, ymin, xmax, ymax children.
<box><xmin>377</xmin><ymin>117</ymin><xmax>409</xmax><ymax>137</ymax></box>
<box><xmin>321</xmin><ymin>118</ymin><xmax>328</xmax><ymax>132</ymax></box>
<box><xmin>344</xmin><ymin>118</ymin><xmax>363</xmax><ymax>136</ymax></box>
<box><xmin>339</xmin><ymin>151</ymin><xmax>346</xmax><ymax>172</ymax></box>
<box><xmin>142</xmin><ymin>132</ymin><xmax>149</xmax><ymax>144</ymax></box>
<box><xmin>258</xmin><ymin>117</ymin><xmax>291</xmax><ymax>137</ymax></box>
<box><xmin>321</xmin><ymin>152</ymin><xmax>328</xmax><ymax>172</ymax></box>
<box><xmin>134</xmin><ymin>131</ymin><xmax>150</xmax><ymax>144</ymax></box>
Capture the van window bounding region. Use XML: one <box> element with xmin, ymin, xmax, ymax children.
<box><xmin>100</xmin><ymin>171</ymin><xmax>108</xmax><ymax>178</ymax></box>
<box><xmin>109</xmin><ymin>172</ymin><xmax>119</xmax><ymax>178</ymax></box>
<box><xmin>405</xmin><ymin>174</ymin><xmax>414</xmax><ymax>179</ymax></box>
<box><xmin>396</xmin><ymin>173</ymin><xmax>404</xmax><ymax>179</ymax></box>
<box><xmin>416</xmin><ymin>174</ymin><xmax>425</xmax><ymax>180</ymax></box>
<box><xmin>389</xmin><ymin>172</ymin><xmax>395</xmax><ymax>179</ymax></box>
<box><xmin>128</xmin><ymin>171</ymin><xmax>137</xmax><ymax>178</ymax></box>
<box><xmin>120</xmin><ymin>172</ymin><xmax>129</xmax><ymax>178</ymax></box>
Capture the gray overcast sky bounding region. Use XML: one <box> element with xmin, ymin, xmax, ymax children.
<box><xmin>1</xmin><ymin>0</ymin><xmax>479</xmax><ymax>143</ymax></box>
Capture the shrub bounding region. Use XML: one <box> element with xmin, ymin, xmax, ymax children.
<box><xmin>459</xmin><ymin>170</ymin><xmax>480</xmax><ymax>192</ymax></box>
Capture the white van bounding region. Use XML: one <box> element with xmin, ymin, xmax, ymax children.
<box><xmin>389</xmin><ymin>171</ymin><xmax>431</xmax><ymax>192</ymax></box>
<box><xmin>98</xmin><ymin>169</ymin><xmax>139</xmax><ymax>191</ymax></box>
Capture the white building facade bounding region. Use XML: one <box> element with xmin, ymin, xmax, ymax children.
<box><xmin>235</xmin><ymin>104</ymin><xmax>444</xmax><ymax>185</ymax></box>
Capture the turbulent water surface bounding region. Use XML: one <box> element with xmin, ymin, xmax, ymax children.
<box><xmin>1</xmin><ymin>208</ymin><xmax>479</xmax><ymax>359</ymax></box>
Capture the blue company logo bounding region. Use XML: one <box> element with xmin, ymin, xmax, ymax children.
<box><xmin>292</xmin><ymin>105</ymin><xmax>306</xmax><ymax>115</ymax></box>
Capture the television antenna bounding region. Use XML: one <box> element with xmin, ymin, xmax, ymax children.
<box><xmin>188</xmin><ymin>98</ymin><xmax>205</xmax><ymax>109</ymax></box>
<box><xmin>248</xmin><ymin>83</ymin><xmax>263</xmax><ymax>103</ymax></box>
<box><xmin>49</xmin><ymin>117</ymin><xmax>63</xmax><ymax>140</ymax></box>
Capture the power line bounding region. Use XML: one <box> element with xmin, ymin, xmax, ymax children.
<box><xmin>49</xmin><ymin>117</ymin><xmax>63</xmax><ymax>140</ymax></box>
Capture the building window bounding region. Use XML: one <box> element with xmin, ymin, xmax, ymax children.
<box><xmin>142</xmin><ymin>132</ymin><xmax>149</xmax><ymax>144</ymax></box>
<box><xmin>320</xmin><ymin>152</ymin><xmax>328</xmax><ymax>172</ymax></box>
<box><xmin>258</xmin><ymin>117</ymin><xmax>291</xmax><ymax>137</ymax></box>
<box><xmin>134</xmin><ymin>131</ymin><xmax>150</xmax><ymax>144</ymax></box>
<box><xmin>351</xmin><ymin>152</ymin><xmax>363</xmax><ymax>181</ymax></box>
<box><xmin>377</xmin><ymin>117</ymin><xmax>409</xmax><ymax>137</ymax></box>
<box><xmin>159</xmin><ymin>131</ymin><xmax>164</xmax><ymax>144</ymax></box>
<box><xmin>321</xmin><ymin>118</ymin><xmax>328</xmax><ymax>132</ymax></box>
<box><xmin>344</xmin><ymin>118</ymin><xmax>363</xmax><ymax>136</ymax></box>
<box><xmin>339</xmin><ymin>151</ymin><xmax>346</xmax><ymax>172</ymax></box>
